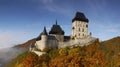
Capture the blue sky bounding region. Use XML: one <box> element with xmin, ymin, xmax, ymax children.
<box><xmin>0</xmin><ymin>0</ymin><xmax>120</xmax><ymax>48</ymax></box>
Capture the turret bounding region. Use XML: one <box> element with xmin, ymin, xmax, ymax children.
<box><xmin>41</xmin><ymin>26</ymin><xmax>48</xmax><ymax>41</ymax></box>
<box><xmin>34</xmin><ymin>26</ymin><xmax>48</xmax><ymax>51</ymax></box>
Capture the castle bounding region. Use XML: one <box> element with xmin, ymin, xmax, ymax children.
<box><xmin>30</xmin><ymin>12</ymin><xmax>95</xmax><ymax>56</ymax></box>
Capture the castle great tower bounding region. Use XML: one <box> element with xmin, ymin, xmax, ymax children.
<box><xmin>71</xmin><ymin>12</ymin><xmax>89</xmax><ymax>39</ymax></box>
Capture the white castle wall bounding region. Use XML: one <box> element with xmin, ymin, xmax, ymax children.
<box><xmin>35</xmin><ymin>35</ymin><xmax>58</xmax><ymax>51</ymax></box>
<box><xmin>35</xmin><ymin>35</ymin><xmax>47</xmax><ymax>51</ymax></box>
<box><xmin>59</xmin><ymin>36</ymin><xmax>96</xmax><ymax>48</ymax></box>
<box><xmin>72</xmin><ymin>21</ymin><xmax>88</xmax><ymax>39</ymax></box>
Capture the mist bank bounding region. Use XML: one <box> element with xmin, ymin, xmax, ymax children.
<box><xmin>0</xmin><ymin>47</ymin><xmax>27</xmax><ymax>67</ymax></box>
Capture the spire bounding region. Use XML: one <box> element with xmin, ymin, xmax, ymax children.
<box><xmin>56</xmin><ymin>20</ymin><xmax>58</xmax><ymax>25</ymax></box>
<box><xmin>41</xmin><ymin>26</ymin><xmax>48</xmax><ymax>35</ymax></box>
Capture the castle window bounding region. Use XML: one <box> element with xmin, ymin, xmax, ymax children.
<box><xmin>79</xmin><ymin>34</ymin><xmax>80</xmax><ymax>36</ymax></box>
<box><xmin>72</xmin><ymin>27</ymin><xmax>75</xmax><ymax>29</ymax></box>
<box><xmin>83</xmin><ymin>34</ymin><xmax>84</xmax><ymax>36</ymax></box>
<box><xmin>79</xmin><ymin>28</ymin><xmax>80</xmax><ymax>31</ymax></box>
<box><xmin>86</xmin><ymin>25</ymin><xmax>88</xmax><ymax>28</ymax></box>
<box><xmin>75</xmin><ymin>35</ymin><xmax>76</xmax><ymax>37</ymax></box>
<box><xmin>82</xmin><ymin>29</ymin><xmax>84</xmax><ymax>32</ymax></box>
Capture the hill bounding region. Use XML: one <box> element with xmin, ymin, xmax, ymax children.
<box><xmin>5</xmin><ymin>36</ymin><xmax>120</xmax><ymax>67</ymax></box>
<box><xmin>14</xmin><ymin>38</ymin><xmax>36</xmax><ymax>48</ymax></box>
<box><xmin>101</xmin><ymin>36</ymin><xmax>120</xmax><ymax>45</ymax></box>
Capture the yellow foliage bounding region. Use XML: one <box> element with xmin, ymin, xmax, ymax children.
<box><xmin>15</xmin><ymin>61</ymin><xmax>24</xmax><ymax>67</ymax></box>
<box><xmin>59</xmin><ymin>49</ymin><xmax>68</xmax><ymax>55</ymax></box>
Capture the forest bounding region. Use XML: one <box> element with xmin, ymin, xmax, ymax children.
<box><xmin>5</xmin><ymin>37</ymin><xmax>120</xmax><ymax>67</ymax></box>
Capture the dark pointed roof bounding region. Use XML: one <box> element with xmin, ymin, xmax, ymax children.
<box><xmin>72</xmin><ymin>12</ymin><xmax>89</xmax><ymax>22</ymax></box>
<box><xmin>55</xmin><ymin>20</ymin><xmax>57</xmax><ymax>25</ymax></box>
<box><xmin>49</xmin><ymin>21</ymin><xmax>64</xmax><ymax>35</ymax></box>
<box><xmin>41</xmin><ymin>26</ymin><xmax>48</xmax><ymax>35</ymax></box>
<box><xmin>36</xmin><ymin>26</ymin><xmax>48</xmax><ymax>41</ymax></box>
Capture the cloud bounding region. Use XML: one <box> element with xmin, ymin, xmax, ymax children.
<box><xmin>38</xmin><ymin>0</ymin><xmax>74</xmax><ymax>17</ymax></box>
<box><xmin>0</xmin><ymin>47</ymin><xmax>26</xmax><ymax>66</ymax></box>
<box><xmin>0</xmin><ymin>21</ymin><xmax>51</xmax><ymax>49</ymax></box>
<box><xmin>107</xmin><ymin>28</ymin><xmax>119</xmax><ymax>33</ymax></box>
<box><xmin>46</xmin><ymin>5</ymin><xmax>70</xmax><ymax>13</ymax></box>
<box><xmin>0</xmin><ymin>32</ymin><xmax>14</xmax><ymax>48</ymax></box>
<box><xmin>0</xmin><ymin>31</ymin><xmax>35</xmax><ymax>49</ymax></box>
<box><xmin>40</xmin><ymin>0</ymin><xmax>55</xmax><ymax>4</ymax></box>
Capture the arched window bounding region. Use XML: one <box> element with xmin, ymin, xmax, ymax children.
<box><xmin>79</xmin><ymin>28</ymin><xmax>80</xmax><ymax>31</ymax></box>
<box><xmin>82</xmin><ymin>29</ymin><xmax>84</xmax><ymax>32</ymax></box>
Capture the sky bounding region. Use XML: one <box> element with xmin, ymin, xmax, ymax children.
<box><xmin>0</xmin><ymin>0</ymin><xmax>120</xmax><ymax>49</ymax></box>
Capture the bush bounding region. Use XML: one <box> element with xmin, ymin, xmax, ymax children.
<box><xmin>59</xmin><ymin>48</ymin><xmax>68</xmax><ymax>56</ymax></box>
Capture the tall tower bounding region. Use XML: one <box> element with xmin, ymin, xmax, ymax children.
<box><xmin>71</xmin><ymin>12</ymin><xmax>89</xmax><ymax>39</ymax></box>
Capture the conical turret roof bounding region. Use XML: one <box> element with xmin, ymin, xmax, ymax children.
<box><xmin>41</xmin><ymin>26</ymin><xmax>48</xmax><ymax>35</ymax></box>
<box><xmin>36</xmin><ymin>26</ymin><xmax>48</xmax><ymax>41</ymax></box>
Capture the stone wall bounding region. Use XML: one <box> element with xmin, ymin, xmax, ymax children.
<box><xmin>50</xmin><ymin>34</ymin><xmax>64</xmax><ymax>42</ymax></box>
<box><xmin>35</xmin><ymin>35</ymin><xmax>58</xmax><ymax>51</ymax></box>
<box><xmin>59</xmin><ymin>36</ymin><xmax>97</xmax><ymax>48</ymax></box>
<box><xmin>72</xmin><ymin>21</ymin><xmax>88</xmax><ymax>39</ymax></box>
<box><xmin>48</xmin><ymin>39</ymin><xmax>58</xmax><ymax>49</ymax></box>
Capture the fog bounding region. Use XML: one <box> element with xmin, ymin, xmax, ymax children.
<box><xmin>0</xmin><ymin>47</ymin><xmax>26</xmax><ymax>67</ymax></box>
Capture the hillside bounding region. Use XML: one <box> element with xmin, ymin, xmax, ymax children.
<box><xmin>5</xmin><ymin>36</ymin><xmax>120</xmax><ymax>67</ymax></box>
<box><xmin>14</xmin><ymin>38</ymin><xmax>36</xmax><ymax>48</ymax></box>
<box><xmin>101</xmin><ymin>36</ymin><xmax>120</xmax><ymax>46</ymax></box>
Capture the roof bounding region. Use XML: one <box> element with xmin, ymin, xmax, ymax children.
<box><xmin>49</xmin><ymin>21</ymin><xmax>64</xmax><ymax>35</ymax></box>
<box><xmin>36</xmin><ymin>26</ymin><xmax>48</xmax><ymax>41</ymax></box>
<box><xmin>41</xmin><ymin>26</ymin><xmax>48</xmax><ymax>35</ymax></box>
<box><xmin>72</xmin><ymin>12</ymin><xmax>89</xmax><ymax>22</ymax></box>
<box><xmin>36</xmin><ymin>33</ymin><xmax>42</xmax><ymax>41</ymax></box>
